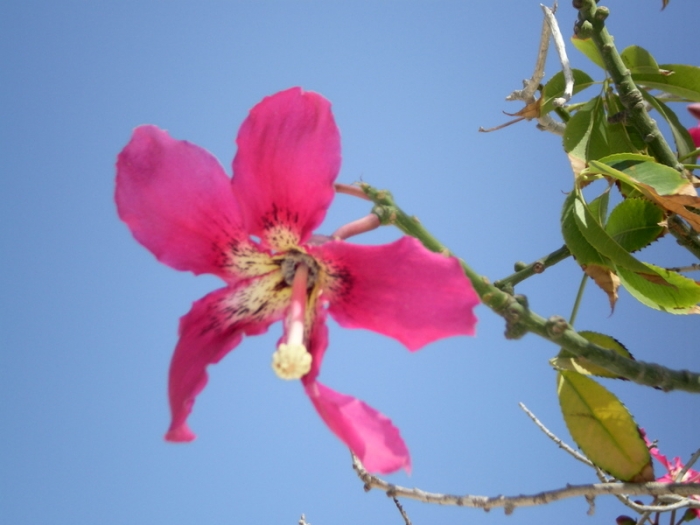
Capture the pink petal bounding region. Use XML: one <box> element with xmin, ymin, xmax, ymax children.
<box><xmin>165</xmin><ymin>283</ymin><xmax>284</xmax><ymax>442</ymax></box>
<box><xmin>231</xmin><ymin>88</ymin><xmax>341</xmax><ymax>248</ymax></box>
<box><xmin>116</xmin><ymin>125</ymin><xmax>246</xmax><ymax>279</ymax></box>
<box><xmin>689</xmin><ymin>126</ymin><xmax>700</xmax><ymax>148</ymax></box>
<box><xmin>689</xmin><ymin>103</ymin><xmax>700</xmax><ymax>121</ymax></box>
<box><xmin>315</xmin><ymin>236</ymin><xmax>479</xmax><ymax>351</ymax></box>
<box><xmin>303</xmin><ymin>380</ymin><xmax>411</xmax><ymax>474</ymax></box>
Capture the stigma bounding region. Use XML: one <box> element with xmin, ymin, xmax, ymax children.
<box><xmin>272</xmin><ymin>261</ymin><xmax>313</xmax><ymax>380</ymax></box>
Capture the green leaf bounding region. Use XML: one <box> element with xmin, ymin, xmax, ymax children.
<box><xmin>603</xmin><ymin>91</ymin><xmax>645</xmax><ymax>153</ymax></box>
<box><xmin>541</xmin><ymin>69</ymin><xmax>597</xmax><ymax>115</ymax></box>
<box><xmin>640</xmin><ymin>91</ymin><xmax>697</xmax><ymax>161</ymax></box>
<box><xmin>571</xmin><ymin>36</ymin><xmax>605</xmax><ymax>69</ymax></box>
<box><xmin>590</xmin><ymin>156</ymin><xmax>689</xmax><ymax>195</ymax></box>
<box><xmin>573</xmin><ymin>194</ymin><xmax>659</xmax><ymax>276</ymax></box>
<box><xmin>620</xmin><ymin>45</ymin><xmax>660</xmax><ymax>76</ymax></box>
<box><xmin>616</xmin><ymin>263</ymin><xmax>700</xmax><ymax>313</ymax></box>
<box><xmin>552</xmin><ymin>331</ymin><xmax>634</xmax><ymax>379</ymax></box>
<box><xmin>557</xmin><ymin>371</ymin><xmax>653</xmax><ymax>481</ymax></box>
<box><xmin>561</xmin><ymin>191</ymin><xmax>609</xmax><ymax>266</ymax></box>
<box><xmin>633</xmin><ymin>64</ymin><xmax>700</xmax><ymax>101</ymax></box>
<box><xmin>564</xmin><ymin>96</ymin><xmax>640</xmax><ymax>163</ymax></box>
<box><xmin>564</xmin><ymin>98</ymin><xmax>597</xmax><ymax>162</ymax></box>
<box><xmin>605</xmin><ymin>198</ymin><xmax>664</xmax><ymax>253</ymax></box>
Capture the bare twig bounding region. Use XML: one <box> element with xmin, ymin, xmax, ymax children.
<box><xmin>501</xmin><ymin>2</ymin><xmax>566</xmax><ymax>136</ymax></box>
<box><xmin>676</xmin><ymin>448</ymin><xmax>700</xmax><ymax>482</ymax></box>
<box><xmin>392</xmin><ymin>497</ymin><xmax>413</xmax><ymax>525</ymax></box>
<box><xmin>541</xmin><ymin>3</ymin><xmax>573</xmax><ymax>107</ymax></box>
<box><xmin>351</xmin><ymin>454</ymin><xmax>700</xmax><ymax>514</ymax></box>
<box><xmin>664</xmin><ymin>264</ymin><xmax>700</xmax><ymax>273</ymax></box>
<box><xmin>519</xmin><ymin>402</ymin><xmax>594</xmax><ymax>467</ymax></box>
<box><xmin>519</xmin><ymin>403</ymin><xmax>700</xmax><ymax>515</ymax></box>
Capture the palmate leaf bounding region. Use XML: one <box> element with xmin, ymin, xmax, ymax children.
<box><xmin>557</xmin><ymin>371</ymin><xmax>653</xmax><ymax>482</ymax></box>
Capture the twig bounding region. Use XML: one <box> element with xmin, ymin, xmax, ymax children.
<box><xmin>518</xmin><ymin>403</ymin><xmax>700</xmax><ymax>515</ymax></box>
<box><xmin>392</xmin><ymin>497</ymin><xmax>413</xmax><ymax>525</ymax></box>
<box><xmin>541</xmin><ymin>4</ymin><xmax>573</xmax><ymax>107</ymax></box>
<box><xmin>664</xmin><ymin>264</ymin><xmax>700</xmax><ymax>273</ymax></box>
<box><xmin>676</xmin><ymin>448</ymin><xmax>700</xmax><ymax>482</ymax></box>
<box><xmin>519</xmin><ymin>402</ymin><xmax>594</xmax><ymax>467</ymax></box>
<box><xmin>494</xmin><ymin>245</ymin><xmax>571</xmax><ymax>290</ymax></box>
<box><xmin>352</xmin><ymin>454</ymin><xmax>700</xmax><ymax>513</ymax></box>
<box><xmin>500</xmin><ymin>2</ymin><xmax>566</xmax><ymax>136</ymax></box>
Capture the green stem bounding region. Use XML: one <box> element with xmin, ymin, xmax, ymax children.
<box><xmin>569</xmin><ymin>274</ymin><xmax>588</xmax><ymax>327</ymax></box>
<box><xmin>494</xmin><ymin>245</ymin><xmax>571</xmax><ymax>291</ymax></box>
<box><xmin>679</xmin><ymin>148</ymin><xmax>700</xmax><ymax>163</ymax></box>
<box><xmin>574</xmin><ymin>1</ymin><xmax>682</xmax><ymax>172</ymax></box>
<box><xmin>575</xmin><ymin>0</ymin><xmax>700</xmax><ymax>262</ymax></box>
<box><xmin>362</xmin><ymin>183</ymin><xmax>700</xmax><ymax>393</ymax></box>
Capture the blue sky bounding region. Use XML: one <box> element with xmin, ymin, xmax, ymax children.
<box><xmin>2</xmin><ymin>1</ymin><xmax>699</xmax><ymax>524</ymax></box>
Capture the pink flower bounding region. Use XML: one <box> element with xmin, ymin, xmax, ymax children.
<box><xmin>689</xmin><ymin>103</ymin><xmax>700</xmax><ymax>148</ymax></box>
<box><xmin>115</xmin><ymin>87</ymin><xmax>479</xmax><ymax>474</ymax></box>
<box><xmin>643</xmin><ymin>430</ymin><xmax>700</xmax><ymax>518</ymax></box>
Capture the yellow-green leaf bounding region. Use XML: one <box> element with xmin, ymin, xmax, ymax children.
<box><xmin>552</xmin><ymin>332</ymin><xmax>633</xmax><ymax>378</ymax></box>
<box><xmin>557</xmin><ymin>371</ymin><xmax>653</xmax><ymax>481</ymax></box>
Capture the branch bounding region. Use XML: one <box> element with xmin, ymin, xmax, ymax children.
<box><xmin>351</xmin><ymin>455</ymin><xmax>700</xmax><ymax>514</ymax></box>
<box><xmin>573</xmin><ymin>0</ymin><xmax>683</xmax><ymax>172</ymax></box>
<box><xmin>494</xmin><ymin>245</ymin><xmax>571</xmax><ymax>291</ymax></box>
<box><xmin>361</xmin><ymin>183</ymin><xmax>700</xmax><ymax>393</ymax></box>
<box><xmin>541</xmin><ymin>4</ymin><xmax>573</xmax><ymax>108</ymax></box>
<box><xmin>502</xmin><ymin>1</ymin><xmax>566</xmax><ymax>136</ymax></box>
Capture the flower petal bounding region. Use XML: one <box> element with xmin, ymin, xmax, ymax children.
<box><xmin>316</xmin><ymin>236</ymin><xmax>479</xmax><ymax>351</ymax></box>
<box><xmin>116</xmin><ymin>125</ymin><xmax>246</xmax><ymax>279</ymax></box>
<box><xmin>231</xmin><ymin>87</ymin><xmax>341</xmax><ymax>249</ymax></box>
<box><xmin>303</xmin><ymin>380</ymin><xmax>411</xmax><ymax>474</ymax></box>
<box><xmin>166</xmin><ymin>274</ymin><xmax>290</xmax><ymax>442</ymax></box>
<box><xmin>689</xmin><ymin>126</ymin><xmax>700</xmax><ymax>148</ymax></box>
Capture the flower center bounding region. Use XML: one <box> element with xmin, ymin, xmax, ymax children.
<box><xmin>272</xmin><ymin>254</ymin><xmax>319</xmax><ymax>380</ymax></box>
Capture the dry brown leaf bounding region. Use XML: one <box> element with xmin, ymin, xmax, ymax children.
<box><xmin>503</xmin><ymin>97</ymin><xmax>542</xmax><ymax>120</ymax></box>
<box><xmin>583</xmin><ymin>264</ymin><xmax>620</xmax><ymax>311</ymax></box>
<box><xmin>641</xmin><ymin>189</ymin><xmax>700</xmax><ymax>232</ymax></box>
